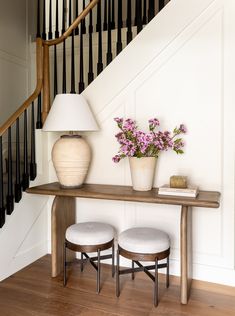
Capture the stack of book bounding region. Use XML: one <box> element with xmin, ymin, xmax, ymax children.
<box><xmin>158</xmin><ymin>185</ymin><xmax>199</xmax><ymax>198</ymax></box>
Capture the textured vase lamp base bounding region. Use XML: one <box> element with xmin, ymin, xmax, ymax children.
<box><xmin>52</xmin><ymin>135</ymin><xmax>91</xmax><ymax>188</ymax></box>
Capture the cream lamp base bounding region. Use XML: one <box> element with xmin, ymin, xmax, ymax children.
<box><xmin>52</xmin><ymin>135</ymin><xmax>91</xmax><ymax>188</ymax></box>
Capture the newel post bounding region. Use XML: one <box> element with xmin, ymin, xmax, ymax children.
<box><xmin>42</xmin><ymin>43</ymin><xmax>50</xmax><ymax>123</ymax></box>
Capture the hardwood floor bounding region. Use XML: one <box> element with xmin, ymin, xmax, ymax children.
<box><xmin>0</xmin><ymin>255</ymin><xmax>234</xmax><ymax>316</ymax></box>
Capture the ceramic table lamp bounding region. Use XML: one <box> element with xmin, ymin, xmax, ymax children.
<box><xmin>43</xmin><ymin>94</ymin><xmax>98</xmax><ymax>188</ymax></box>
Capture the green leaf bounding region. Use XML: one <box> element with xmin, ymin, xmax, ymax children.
<box><xmin>174</xmin><ymin>138</ymin><xmax>182</xmax><ymax>144</ymax></box>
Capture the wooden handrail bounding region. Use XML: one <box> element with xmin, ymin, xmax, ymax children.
<box><xmin>44</xmin><ymin>0</ymin><xmax>100</xmax><ymax>46</ymax></box>
<box><xmin>0</xmin><ymin>38</ymin><xmax>43</xmax><ymax>136</ymax></box>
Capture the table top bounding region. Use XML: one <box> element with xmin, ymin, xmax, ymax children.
<box><xmin>26</xmin><ymin>182</ymin><xmax>220</xmax><ymax>208</ymax></box>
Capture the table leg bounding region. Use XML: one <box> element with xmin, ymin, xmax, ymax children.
<box><xmin>180</xmin><ymin>205</ymin><xmax>192</xmax><ymax>304</ymax></box>
<box><xmin>51</xmin><ymin>196</ymin><xmax>76</xmax><ymax>277</ymax></box>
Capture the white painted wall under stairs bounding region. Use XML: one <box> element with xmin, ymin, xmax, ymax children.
<box><xmin>47</xmin><ymin>0</ymin><xmax>235</xmax><ymax>286</ymax></box>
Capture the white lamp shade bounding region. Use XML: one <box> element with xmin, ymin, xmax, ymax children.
<box><xmin>43</xmin><ymin>94</ymin><xmax>99</xmax><ymax>132</ymax></box>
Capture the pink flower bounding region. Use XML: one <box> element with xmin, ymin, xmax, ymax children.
<box><xmin>114</xmin><ymin>117</ymin><xmax>123</xmax><ymax>124</ymax></box>
<box><xmin>179</xmin><ymin>124</ymin><xmax>187</xmax><ymax>133</ymax></box>
<box><xmin>112</xmin><ymin>155</ymin><xmax>121</xmax><ymax>163</ymax></box>
<box><xmin>149</xmin><ymin>118</ymin><xmax>160</xmax><ymax>131</ymax></box>
<box><xmin>112</xmin><ymin>117</ymin><xmax>187</xmax><ymax>162</ymax></box>
<box><xmin>122</xmin><ymin>118</ymin><xmax>137</xmax><ymax>132</ymax></box>
<box><xmin>115</xmin><ymin>132</ymin><xmax>125</xmax><ymax>144</ymax></box>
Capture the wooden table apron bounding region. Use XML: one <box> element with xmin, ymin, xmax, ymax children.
<box><xmin>26</xmin><ymin>182</ymin><xmax>220</xmax><ymax>305</ymax></box>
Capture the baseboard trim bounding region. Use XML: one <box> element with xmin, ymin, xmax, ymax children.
<box><xmin>116</xmin><ymin>262</ymin><xmax>235</xmax><ymax>297</ymax></box>
<box><xmin>191</xmin><ymin>279</ymin><xmax>235</xmax><ymax>297</ymax></box>
<box><xmin>157</xmin><ymin>273</ymin><xmax>235</xmax><ymax>297</ymax></box>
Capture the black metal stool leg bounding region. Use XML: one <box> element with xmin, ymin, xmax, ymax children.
<box><xmin>81</xmin><ymin>252</ymin><xmax>84</xmax><ymax>272</ymax></box>
<box><xmin>132</xmin><ymin>260</ymin><xmax>135</xmax><ymax>280</ymax></box>
<box><xmin>97</xmin><ymin>249</ymin><xmax>101</xmax><ymax>294</ymax></box>
<box><xmin>63</xmin><ymin>241</ymin><xmax>67</xmax><ymax>287</ymax></box>
<box><xmin>166</xmin><ymin>256</ymin><xmax>170</xmax><ymax>288</ymax></box>
<box><xmin>112</xmin><ymin>243</ymin><xmax>115</xmax><ymax>277</ymax></box>
<box><xmin>154</xmin><ymin>258</ymin><xmax>158</xmax><ymax>307</ymax></box>
<box><xmin>116</xmin><ymin>248</ymin><xmax>120</xmax><ymax>297</ymax></box>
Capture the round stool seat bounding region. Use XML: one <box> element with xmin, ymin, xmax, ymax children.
<box><xmin>66</xmin><ymin>222</ymin><xmax>114</xmax><ymax>246</ymax></box>
<box><xmin>119</xmin><ymin>227</ymin><xmax>170</xmax><ymax>254</ymax></box>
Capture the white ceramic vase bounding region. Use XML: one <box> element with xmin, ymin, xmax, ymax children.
<box><xmin>129</xmin><ymin>157</ymin><xmax>157</xmax><ymax>191</ymax></box>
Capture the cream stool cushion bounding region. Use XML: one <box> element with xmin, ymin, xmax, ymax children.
<box><xmin>66</xmin><ymin>222</ymin><xmax>115</xmax><ymax>246</ymax></box>
<box><xmin>119</xmin><ymin>227</ymin><xmax>170</xmax><ymax>254</ymax></box>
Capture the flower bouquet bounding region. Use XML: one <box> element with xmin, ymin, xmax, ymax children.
<box><xmin>112</xmin><ymin>117</ymin><xmax>186</xmax><ymax>191</ymax></box>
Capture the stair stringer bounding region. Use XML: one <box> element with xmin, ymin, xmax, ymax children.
<box><xmin>55</xmin><ymin>0</ymin><xmax>235</xmax><ymax>286</ymax></box>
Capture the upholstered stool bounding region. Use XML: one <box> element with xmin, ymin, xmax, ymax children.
<box><xmin>64</xmin><ymin>222</ymin><xmax>115</xmax><ymax>293</ymax></box>
<box><xmin>116</xmin><ymin>227</ymin><xmax>170</xmax><ymax>306</ymax></box>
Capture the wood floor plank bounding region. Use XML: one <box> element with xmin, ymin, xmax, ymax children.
<box><xmin>0</xmin><ymin>255</ymin><xmax>234</xmax><ymax>316</ymax></box>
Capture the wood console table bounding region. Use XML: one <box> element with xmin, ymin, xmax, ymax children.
<box><xmin>26</xmin><ymin>182</ymin><xmax>220</xmax><ymax>305</ymax></box>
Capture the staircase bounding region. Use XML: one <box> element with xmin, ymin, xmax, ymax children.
<box><xmin>0</xmin><ymin>0</ymin><xmax>169</xmax><ymax>228</ymax></box>
<box><xmin>0</xmin><ymin>0</ymin><xmax>233</xmax><ymax>289</ymax></box>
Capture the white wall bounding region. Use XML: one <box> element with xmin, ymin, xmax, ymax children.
<box><xmin>45</xmin><ymin>0</ymin><xmax>235</xmax><ymax>286</ymax></box>
<box><xmin>0</xmin><ymin>0</ymin><xmax>49</xmax><ymax>281</ymax></box>
<box><xmin>0</xmin><ymin>1</ymin><xmax>28</xmax><ymax>125</ymax></box>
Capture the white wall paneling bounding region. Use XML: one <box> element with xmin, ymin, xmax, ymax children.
<box><xmin>31</xmin><ymin>0</ymin><xmax>235</xmax><ymax>286</ymax></box>
<box><xmin>54</xmin><ymin>0</ymin><xmax>234</xmax><ymax>285</ymax></box>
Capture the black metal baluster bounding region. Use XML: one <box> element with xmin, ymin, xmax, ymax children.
<box><xmin>126</xmin><ymin>0</ymin><xmax>133</xmax><ymax>44</ymax></box>
<box><xmin>15</xmin><ymin>118</ymin><xmax>22</xmax><ymax>203</ymax></box>
<box><xmin>136</xmin><ymin>0</ymin><xmax>143</xmax><ymax>33</ymax></box>
<box><xmin>22</xmin><ymin>110</ymin><xmax>29</xmax><ymax>191</ymax></box>
<box><xmin>106</xmin><ymin>0</ymin><xmax>112</xmax><ymax>65</ymax></box>
<box><xmin>54</xmin><ymin>46</ymin><xmax>58</xmax><ymax>97</ymax></box>
<box><xmin>70</xmin><ymin>31</ymin><xmax>75</xmax><ymax>93</ymax></box>
<box><xmin>134</xmin><ymin>0</ymin><xmax>137</xmax><ymax>26</ymax></box>
<box><xmin>82</xmin><ymin>0</ymin><xmax>86</xmax><ymax>34</ymax></box>
<box><xmin>62</xmin><ymin>44</ymin><xmax>66</xmax><ymax>93</ymax></box>
<box><xmin>42</xmin><ymin>0</ymin><xmax>46</xmax><ymax>40</ymax></box>
<box><xmin>30</xmin><ymin>102</ymin><xmax>37</xmax><ymax>181</ymax></box>
<box><xmin>62</xmin><ymin>0</ymin><xmax>66</xmax><ymax>34</ymax></box>
<box><xmin>75</xmin><ymin>0</ymin><xmax>79</xmax><ymax>35</ymax></box>
<box><xmin>36</xmin><ymin>93</ymin><xmax>42</xmax><ymax>129</ymax></box>
<box><xmin>103</xmin><ymin>0</ymin><xmax>107</xmax><ymax>31</ymax></box>
<box><xmin>70</xmin><ymin>0</ymin><xmax>76</xmax><ymax>93</ymax></box>
<box><xmin>54</xmin><ymin>0</ymin><xmax>59</xmax><ymax>97</ymax></box>
<box><xmin>36</xmin><ymin>0</ymin><xmax>41</xmax><ymax>38</ymax></box>
<box><xmin>48</xmin><ymin>0</ymin><xmax>53</xmax><ymax>39</ymax></box>
<box><xmin>69</xmin><ymin>0</ymin><xmax>72</xmax><ymax>34</ymax></box>
<box><xmin>62</xmin><ymin>0</ymin><xmax>66</xmax><ymax>93</ymax></box>
<box><xmin>88</xmin><ymin>0</ymin><xmax>94</xmax><ymax>84</ymax></box>
<box><xmin>96</xmin><ymin>0</ymin><xmax>100</xmax><ymax>32</ymax></box>
<box><xmin>159</xmin><ymin>0</ymin><xmax>165</xmax><ymax>11</ymax></box>
<box><xmin>117</xmin><ymin>0</ymin><xmax>122</xmax><ymax>55</ymax></box>
<box><xmin>148</xmin><ymin>0</ymin><xmax>155</xmax><ymax>21</ymax></box>
<box><xmin>55</xmin><ymin>0</ymin><xmax>59</xmax><ymax>38</ymax></box>
<box><xmin>6</xmin><ymin>127</ymin><xmax>14</xmax><ymax>215</ymax></box>
<box><xmin>0</xmin><ymin>136</ymin><xmax>5</xmax><ymax>228</ymax></box>
<box><xmin>143</xmin><ymin>0</ymin><xmax>147</xmax><ymax>24</ymax></box>
<box><xmin>97</xmin><ymin>0</ymin><xmax>103</xmax><ymax>75</ymax></box>
<box><xmin>79</xmin><ymin>22</ymin><xmax>85</xmax><ymax>93</ymax></box>
<box><xmin>111</xmin><ymin>0</ymin><xmax>115</xmax><ymax>29</ymax></box>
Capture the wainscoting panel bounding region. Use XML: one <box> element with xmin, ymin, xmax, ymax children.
<box><xmin>45</xmin><ymin>0</ymin><xmax>235</xmax><ymax>286</ymax></box>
